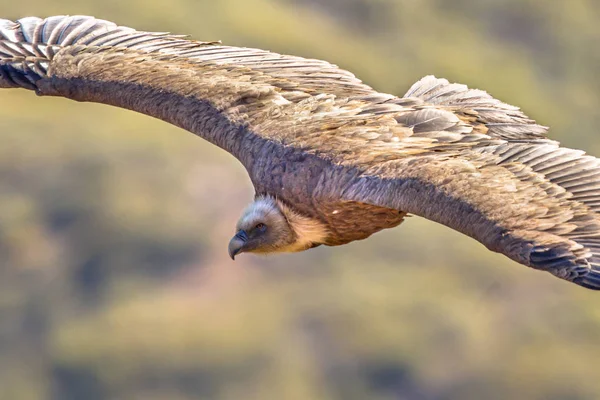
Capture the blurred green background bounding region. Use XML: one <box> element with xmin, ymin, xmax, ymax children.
<box><xmin>1</xmin><ymin>1</ymin><xmax>599</xmax><ymax>399</ymax></box>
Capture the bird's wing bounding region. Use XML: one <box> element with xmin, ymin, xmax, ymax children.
<box><xmin>341</xmin><ymin>143</ymin><xmax>600</xmax><ymax>289</ymax></box>
<box><xmin>258</xmin><ymin>71</ymin><xmax>598</xmax><ymax>289</ymax></box>
<box><xmin>0</xmin><ymin>15</ymin><xmax>375</xmax><ymax>158</ymax></box>
<box><xmin>328</xmin><ymin>87</ymin><xmax>600</xmax><ymax>289</ymax></box>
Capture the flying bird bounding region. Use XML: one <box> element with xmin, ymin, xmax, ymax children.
<box><xmin>1</xmin><ymin>15</ymin><xmax>600</xmax><ymax>290</ymax></box>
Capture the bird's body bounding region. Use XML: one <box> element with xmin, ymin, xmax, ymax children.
<box><xmin>2</xmin><ymin>15</ymin><xmax>600</xmax><ymax>289</ymax></box>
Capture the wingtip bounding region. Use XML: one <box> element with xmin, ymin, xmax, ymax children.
<box><xmin>573</xmin><ymin>269</ymin><xmax>600</xmax><ymax>290</ymax></box>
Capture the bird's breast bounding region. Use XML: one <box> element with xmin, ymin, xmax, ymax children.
<box><xmin>316</xmin><ymin>200</ymin><xmax>407</xmax><ymax>246</ymax></box>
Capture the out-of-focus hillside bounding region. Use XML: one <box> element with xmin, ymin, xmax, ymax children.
<box><xmin>0</xmin><ymin>1</ymin><xmax>598</xmax><ymax>399</ymax></box>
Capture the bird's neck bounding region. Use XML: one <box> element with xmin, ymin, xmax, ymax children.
<box><xmin>274</xmin><ymin>198</ymin><xmax>330</xmax><ymax>252</ymax></box>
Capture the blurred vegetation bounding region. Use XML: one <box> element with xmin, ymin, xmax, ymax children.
<box><xmin>0</xmin><ymin>1</ymin><xmax>599</xmax><ymax>399</ymax></box>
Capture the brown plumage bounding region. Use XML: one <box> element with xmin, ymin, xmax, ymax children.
<box><xmin>2</xmin><ymin>15</ymin><xmax>600</xmax><ymax>289</ymax></box>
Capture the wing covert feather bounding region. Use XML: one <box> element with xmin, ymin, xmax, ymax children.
<box><xmin>402</xmin><ymin>76</ymin><xmax>549</xmax><ymax>141</ymax></box>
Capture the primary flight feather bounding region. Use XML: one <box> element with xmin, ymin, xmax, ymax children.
<box><xmin>2</xmin><ymin>15</ymin><xmax>600</xmax><ymax>290</ymax></box>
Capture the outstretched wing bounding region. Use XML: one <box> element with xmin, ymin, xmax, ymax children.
<box><xmin>0</xmin><ymin>15</ymin><xmax>374</xmax><ymax>158</ymax></box>
<box><xmin>342</xmin><ymin>145</ymin><xmax>600</xmax><ymax>289</ymax></box>
<box><xmin>337</xmin><ymin>78</ymin><xmax>600</xmax><ymax>289</ymax></box>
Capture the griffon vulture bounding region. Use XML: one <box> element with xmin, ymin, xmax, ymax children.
<box><xmin>1</xmin><ymin>15</ymin><xmax>600</xmax><ymax>290</ymax></box>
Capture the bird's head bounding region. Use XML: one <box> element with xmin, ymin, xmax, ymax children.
<box><xmin>228</xmin><ymin>196</ymin><xmax>328</xmax><ymax>259</ymax></box>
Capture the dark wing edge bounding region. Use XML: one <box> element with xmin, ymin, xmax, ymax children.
<box><xmin>0</xmin><ymin>15</ymin><xmax>373</xmax><ymax>96</ymax></box>
<box><xmin>342</xmin><ymin>141</ymin><xmax>600</xmax><ymax>290</ymax></box>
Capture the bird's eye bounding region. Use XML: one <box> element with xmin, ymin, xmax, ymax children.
<box><xmin>255</xmin><ymin>223</ymin><xmax>266</xmax><ymax>231</ymax></box>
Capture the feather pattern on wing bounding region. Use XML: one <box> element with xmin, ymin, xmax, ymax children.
<box><xmin>0</xmin><ymin>15</ymin><xmax>373</xmax><ymax>97</ymax></box>
<box><xmin>402</xmin><ymin>76</ymin><xmax>549</xmax><ymax>141</ymax></box>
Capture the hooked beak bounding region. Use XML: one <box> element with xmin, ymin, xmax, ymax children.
<box><xmin>228</xmin><ymin>230</ymin><xmax>248</xmax><ymax>260</ymax></box>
